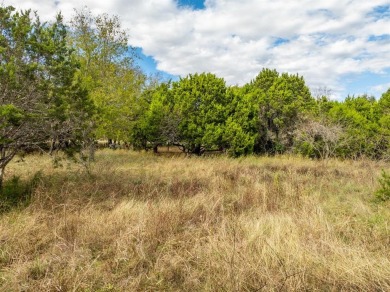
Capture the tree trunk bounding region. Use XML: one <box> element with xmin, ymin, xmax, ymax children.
<box><xmin>49</xmin><ymin>139</ymin><xmax>55</xmax><ymax>156</ymax></box>
<box><xmin>193</xmin><ymin>144</ymin><xmax>202</xmax><ymax>156</ymax></box>
<box><xmin>0</xmin><ymin>149</ymin><xmax>16</xmax><ymax>190</ymax></box>
<box><xmin>0</xmin><ymin>166</ymin><xmax>5</xmax><ymax>190</ymax></box>
<box><xmin>89</xmin><ymin>140</ymin><xmax>95</xmax><ymax>162</ymax></box>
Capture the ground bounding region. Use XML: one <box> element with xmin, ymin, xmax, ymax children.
<box><xmin>0</xmin><ymin>150</ymin><xmax>389</xmax><ymax>291</ymax></box>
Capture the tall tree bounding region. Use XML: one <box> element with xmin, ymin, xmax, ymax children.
<box><xmin>69</xmin><ymin>8</ymin><xmax>145</xmax><ymax>145</ymax></box>
<box><xmin>131</xmin><ymin>82</ymin><xmax>180</xmax><ymax>152</ymax></box>
<box><xmin>245</xmin><ymin>69</ymin><xmax>315</xmax><ymax>154</ymax></box>
<box><xmin>0</xmin><ymin>6</ymin><xmax>91</xmax><ymax>187</ymax></box>
<box><xmin>172</xmin><ymin>73</ymin><xmax>229</xmax><ymax>154</ymax></box>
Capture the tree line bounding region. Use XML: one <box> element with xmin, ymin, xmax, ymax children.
<box><xmin>1</xmin><ymin>5</ymin><xmax>389</xmax><ymax>186</ymax></box>
<box><xmin>133</xmin><ymin>71</ymin><xmax>390</xmax><ymax>159</ymax></box>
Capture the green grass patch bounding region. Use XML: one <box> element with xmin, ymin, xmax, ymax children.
<box><xmin>0</xmin><ymin>171</ymin><xmax>42</xmax><ymax>213</ymax></box>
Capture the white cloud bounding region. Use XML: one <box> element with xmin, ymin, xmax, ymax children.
<box><xmin>3</xmin><ymin>0</ymin><xmax>390</xmax><ymax>97</ymax></box>
<box><xmin>371</xmin><ymin>82</ymin><xmax>390</xmax><ymax>96</ymax></box>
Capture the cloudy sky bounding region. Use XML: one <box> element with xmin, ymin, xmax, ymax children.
<box><xmin>4</xmin><ymin>0</ymin><xmax>390</xmax><ymax>99</ymax></box>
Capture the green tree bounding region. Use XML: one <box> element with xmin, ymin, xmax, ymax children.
<box><xmin>244</xmin><ymin>69</ymin><xmax>315</xmax><ymax>154</ymax></box>
<box><xmin>131</xmin><ymin>82</ymin><xmax>180</xmax><ymax>152</ymax></box>
<box><xmin>172</xmin><ymin>73</ymin><xmax>229</xmax><ymax>155</ymax></box>
<box><xmin>223</xmin><ymin>86</ymin><xmax>257</xmax><ymax>156</ymax></box>
<box><xmin>0</xmin><ymin>6</ymin><xmax>91</xmax><ymax>187</ymax></box>
<box><xmin>327</xmin><ymin>95</ymin><xmax>384</xmax><ymax>159</ymax></box>
<box><xmin>69</xmin><ymin>8</ymin><xmax>145</xmax><ymax>145</ymax></box>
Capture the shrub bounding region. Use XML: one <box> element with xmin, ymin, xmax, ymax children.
<box><xmin>375</xmin><ymin>170</ymin><xmax>390</xmax><ymax>202</ymax></box>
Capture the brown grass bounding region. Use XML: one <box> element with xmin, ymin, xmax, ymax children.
<box><xmin>0</xmin><ymin>150</ymin><xmax>389</xmax><ymax>291</ymax></box>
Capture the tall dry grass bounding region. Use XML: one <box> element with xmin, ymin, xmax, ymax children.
<box><xmin>0</xmin><ymin>150</ymin><xmax>389</xmax><ymax>291</ymax></box>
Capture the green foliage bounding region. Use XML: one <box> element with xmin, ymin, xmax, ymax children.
<box><xmin>0</xmin><ymin>171</ymin><xmax>42</xmax><ymax>213</ymax></box>
<box><xmin>172</xmin><ymin>73</ymin><xmax>229</xmax><ymax>153</ymax></box>
<box><xmin>0</xmin><ymin>105</ymin><xmax>24</xmax><ymax>125</ymax></box>
<box><xmin>130</xmin><ymin>66</ymin><xmax>390</xmax><ymax>159</ymax></box>
<box><xmin>378</xmin><ymin>89</ymin><xmax>390</xmax><ymax>116</ymax></box>
<box><xmin>327</xmin><ymin>95</ymin><xmax>385</xmax><ymax>159</ymax></box>
<box><xmin>375</xmin><ymin>170</ymin><xmax>390</xmax><ymax>202</ymax></box>
<box><xmin>222</xmin><ymin>86</ymin><xmax>257</xmax><ymax>156</ymax></box>
<box><xmin>69</xmin><ymin>8</ymin><xmax>145</xmax><ymax>142</ymax></box>
<box><xmin>243</xmin><ymin>69</ymin><xmax>315</xmax><ymax>154</ymax></box>
<box><xmin>0</xmin><ymin>5</ymin><xmax>92</xmax><ymax>187</ymax></box>
<box><xmin>131</xmin><ymin>82</ymin><xmax>177</xmax><ymax>150</ymax></box>
<box><xmin>224</xmin><ymin>118</ymin><xmax>255</xmax><ymax>156</ymax></box>
<box><xmin>132</xmin><ymin>73</ymin><xmax>234</xmax><ymax>154</ymax></box>
<box><xmin>0</xmin><ymin>105</ymin><xmax>25</xmax><ymax>143</ymax></box>
<box><xmin>295</xmin><ymin>141</ymin><xmax>316</xmax><ymax>158</ymax></box>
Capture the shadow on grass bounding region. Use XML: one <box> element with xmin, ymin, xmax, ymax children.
<box><xmin>0</xmin><ymin>171</ymin><xmax>42</xmax><ymax>213</ymax></box>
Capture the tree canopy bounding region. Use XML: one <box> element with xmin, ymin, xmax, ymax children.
<box><xmin>0</xmin><ymin>6</ymin><xmax>92</xmax><ymax>186</ymax></box>
<box><xmin>69</xmin><ymin>8</ymin><xmax>145</xmax><ymax>143</ymax></box>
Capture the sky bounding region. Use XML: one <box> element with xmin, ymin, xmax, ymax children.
<box><xmin>3</xmin><ymin>0</ymin><xmax>390</xmax><ymax>99</ymax></box>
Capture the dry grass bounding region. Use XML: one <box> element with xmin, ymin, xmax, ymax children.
<box><xmin>0</xmin><ymin>150</ymin><xmax>389</xmax><ymax>291</ymax></box>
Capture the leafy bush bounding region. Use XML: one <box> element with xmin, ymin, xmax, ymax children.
<box><xmin>375</xmin><ymin>170</ymin><xmax>390</xmax><ymax>202</ymax></box>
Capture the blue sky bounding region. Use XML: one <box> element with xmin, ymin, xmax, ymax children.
<box><xmin>178</xmin><ymin>0</ymin><xmax>205</xmax><ymax>10</ymax></box>
<box><xmin>134</xmin><ymin>48</ymin><xmax>179</xmax><ymax>82</ymax></box>
<box><xmin>4</xmin><ymin>0</ymin><xmax>390</xmax><ymax>99</ymax></box>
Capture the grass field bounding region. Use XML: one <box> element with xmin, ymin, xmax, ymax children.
<box><xmin>0</xmin><ymin>150</ymin><xmax>389</xmax><ymax>291</ymax></box>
